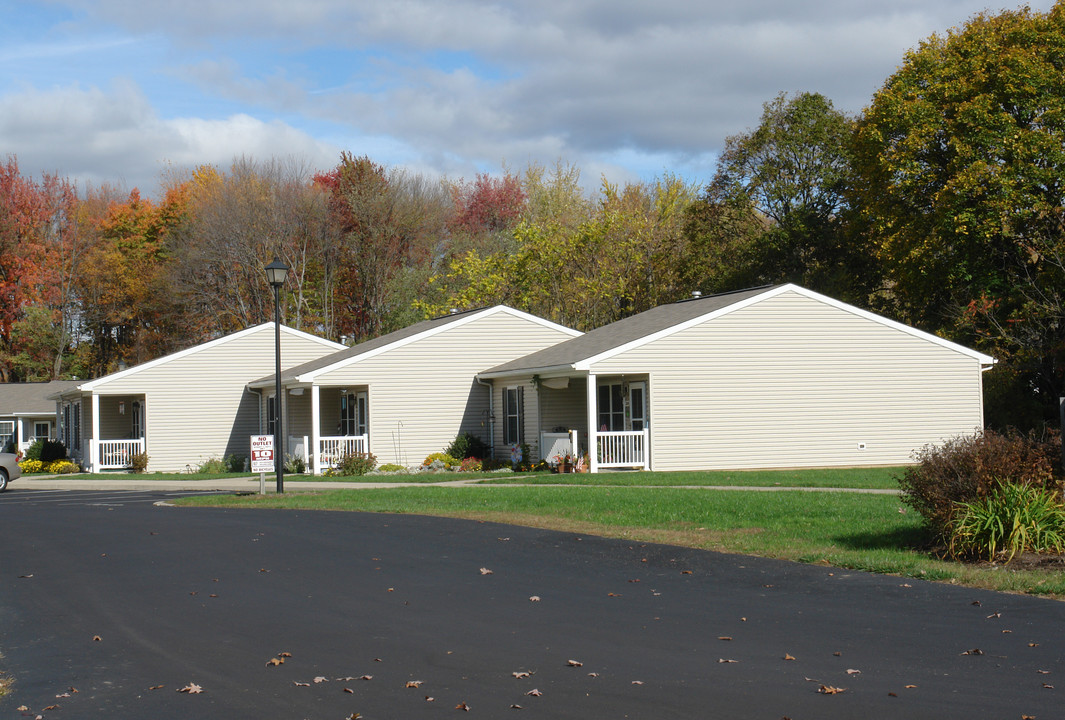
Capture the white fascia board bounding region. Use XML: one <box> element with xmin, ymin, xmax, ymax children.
<box><xmin>476</xmin><ymin>364</ymin><xmax>581</xmax><ymax>381</ymax></box>
<box><xmin>296</xmin><ymin>306</ymin><xmax>581</xmax><ymax>384</ymax></box>
<box><xmin>79</xmin><ymin>323</ymin><xmax>344</xmax><ymax>392</ymax></box>
<box><xmin>574</xmin><ymin>284</ymin><xmax>996</xmax><ymax>370</ymax></box>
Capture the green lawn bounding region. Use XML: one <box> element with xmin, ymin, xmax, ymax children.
<box><xmin>176</xmin><ymin>482</ymin><xmax>1065</xmax><ymax>597</ymax></box>
<box><xmin>479</xmin><ymin>466</ymin><xmax>904</xmax><ymax>488</ymax></box>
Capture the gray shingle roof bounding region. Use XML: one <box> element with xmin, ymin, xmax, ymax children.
<box><xmin>0</xmin><ymin>381</ymin><xmax>81</xmax><ymax>414</ymax></box>
<box><xmin>480</xmin><ymin>285</ymin><xmax>779</xmax><ymax>376</ymax></box>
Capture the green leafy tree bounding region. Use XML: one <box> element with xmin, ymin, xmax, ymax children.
<box><xmin>852</xmin><ymin>2</ymin><xmax>1065</xmax><ymax>427</ymax></box>
<box><xmin>713</xmin><ymin>92</ymin><xmax>875</xmax><ymax>303</ymax></box>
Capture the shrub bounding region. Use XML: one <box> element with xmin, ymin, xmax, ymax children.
<box><xmin>129</xmin><ymin>452</ymin><xmax>149</xmax><ymax>474</ymax></box>
<box><xmin>481</xmin><ymin>458</ymin><xmax>512</xmax><ymax>472</ymax></box>
<box><xmin>378</xmin><ymin>463</ymin><xmax>405</xmax><ymax>473</ymax></box>
<box><xmin>422</xmin><ymin>452</ymin><xmax>459</xmax><ymax>469</ymax></box>
<box><xmin>46</xmin><ymin>460</ymin><xmax>78</xmax><ymax>474</ymax></box>
<box><xmin>445</xmin><ymin>432</ymin><xmax>491</xmax><ymax>461</ymax></box>
<box><xmin>224</xmin><ymin>454</ymin><xmax>247</xmax><ymax>473</ymax></box>
<box><xmin>458</xmin><ymin>457</ymin><xmax>482</xmax><ymax>472</ymax></box>
<box><xmin>18</xmin><ymin>459</ymin><xmax>44</xmax><ymax>474</ymax></box>
<box><xmin>948</xmin><ymin>483</ymin><xmax>1065</xmax><ymax>562</ymax></box>
<box><xmin>197</xmin><ymin>457</ymin><xmax>228</xmax><ymax>474</ymax></box>
<box><xmin>24</xmin><ymin>439</ymin><xmax>43</xmax><ymax>461</ymax></box>
<box><xmin>326</xmin><ymin>451</ymin><xmax>377</xmax><ymax>477</ymax></box>
<box><xmin>898</xmin><ymin>429</ymin><xmax>1059</xmax><ymax>536</ymax></box>
<box><xmin>40</xmin><ymin>440</ymin><xmax>67</xmax><ymax>463</ymax></box>
<box><xmin>284</xmin><ymin>454</ymin><xmax>306</xmax><ymax>474</ymax></box>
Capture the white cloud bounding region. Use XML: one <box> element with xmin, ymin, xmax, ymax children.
<box><xmin>0</xmin><ymin>82</ymin><xmax>342</xmax><ymax>192</ymax></box>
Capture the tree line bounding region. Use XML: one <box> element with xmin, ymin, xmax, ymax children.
<box><xmin>2</xmin><ymin>2</ymin><xmax>1064</xmax><ymax>430</ymax></box>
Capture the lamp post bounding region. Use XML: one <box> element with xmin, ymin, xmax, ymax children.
<box><xmin>265</xmin><ymin>258</ymin><xmax>289</xmax><ymax>493</ymax></box>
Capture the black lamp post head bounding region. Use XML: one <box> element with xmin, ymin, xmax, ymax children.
<box><xmin>265</xmin><ymin>258</ymin><xmax>290</xmax><ymax>288</ymax></box>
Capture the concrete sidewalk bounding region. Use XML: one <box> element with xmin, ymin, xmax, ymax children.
<box><xmin>13</xmin><ymin>475</ymin><xmax>901</xmax><ymax>494</ymax></box>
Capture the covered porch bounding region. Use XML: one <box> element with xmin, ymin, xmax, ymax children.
<box><xmin>58</xmin><ymin>393</ymin><xmax>146</xmax><ymax>471</ymax></box>
<box><xmin>279</xmin><ymin>384</ymin><xmax>370</xmax><ymax>475</ymax></box>
<box><xmin>515</xmin><ymin>373</ymin><xmax>650</xmax><ymax>472</ymax></box>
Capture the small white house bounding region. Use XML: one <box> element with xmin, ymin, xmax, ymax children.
<box><xmin>51</xmin><ymin>324</ymin><xmax>344</xmax><ymax>472</ymax></box>
<box><xmin>478</xmin><ymin>284</ymin><xmax>996</xmax><ymax>472</ymax></box>
<box><xmin>248</xmin><ymin>306</ymin><xmax>581</xmax><ymax>473</ymax></box>
<box><xmin>0</xmin><ymin>380</ymin><xmax>80</xmax><ymax>454</ymax></box>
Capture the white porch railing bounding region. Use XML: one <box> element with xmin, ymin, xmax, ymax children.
<box><xmin>319</xmin><ymin>435</ymin><xmax>369</xmax><ymax>469</ymax></box>
<box><xmin>97</xmin><ymin>438</ymin><xmax>145</xmax><ymax>470</ymax></box>
<box><xmin>596</xmin><ymin>430</ymin><xmax>648</xmax><ymax>469</ymax></box>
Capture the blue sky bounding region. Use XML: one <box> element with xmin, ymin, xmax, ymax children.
<box><xmin>1</xmin><ymin>0</ymin><xmax>1056</xmax><ymax>197</ymax></box>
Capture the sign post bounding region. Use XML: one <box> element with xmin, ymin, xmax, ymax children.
<box><xmin>250</xmin><ymin>434</ymin><xmax>275</xmax><ymax>494</ymax></box>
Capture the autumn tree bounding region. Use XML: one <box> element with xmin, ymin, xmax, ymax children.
<box><xmin>173</xmin><ymin>157</ymin><xmax>336</xmax><ymax>337</ymax></box>
<box><xmin>317</xmin><ymin>153</ymin><xmax>449</xmax><ymax>339</ymax></box>
<box><xmin>852</xmin><ymin>2</ymin><xmax>1065</xmax><ymax>427</ymax></box>
<box><xmin>0</xmin><ymin>157</ymin><xmax>81</xmax><ymax>381</ymax></box>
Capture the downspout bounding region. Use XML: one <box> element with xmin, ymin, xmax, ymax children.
<box><xmin>476</xmin><ymin>376</ymin><xmax>494</xmax><ymax>459</ymax></box>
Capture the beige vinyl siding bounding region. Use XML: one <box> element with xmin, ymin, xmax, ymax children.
<box><xmin>91</xmin><ymin>327</ymin><xmax>341</xmax><ymax>472</ymax></box>
<box><xmin>491</xmin><ymin>375</ymin><xmax>540</xmax><ymax>461</ymax></box>
<box><xmin>313</xmin><ymin>312</ymin><xmax>572</xmax><ymax>467</ymax></box>
<box><xmin>538</xmin><ymin>379</ymin><xmax>587</xmax><ymax>437</ymax></box>
<box><xmin>590</xmin><ymin>290</ymin><xmax>986</xmax><ymax>471</ymax></box>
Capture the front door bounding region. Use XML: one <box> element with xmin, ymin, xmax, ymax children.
<box><xmin>629</xmin><ymin>382</ymin><xmax>647</xmax><ymax>431</ymax></box>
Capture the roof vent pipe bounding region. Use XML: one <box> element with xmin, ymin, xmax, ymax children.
<box><xmin>691</xmin><ymin>290</ymin><xmax>702</xmax><ymax>299</ymax></box>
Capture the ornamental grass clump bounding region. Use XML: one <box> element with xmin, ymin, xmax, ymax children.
<box><xmin>325</xmin><ymin>451</ymin><xmax>377</xmax><ymax>477</ymax></box>
<box><xmin>948</xmin><ymin>483</ymin><xmax>1065</xmax><ymax>562</ymax></box>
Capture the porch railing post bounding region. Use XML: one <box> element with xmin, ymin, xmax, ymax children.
<box><xmin>311</xmin><ymin>385</ymin><xmax>321</xmax><ymax>475</ymax></box>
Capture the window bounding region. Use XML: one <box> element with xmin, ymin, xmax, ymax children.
<box><xmin>597</xmin><ymin>383</ymin><xmax>624</xmax><ymax>431</ymax></box>
<box><xmin>340</xmin><ymin>392</ymin><xmax>368</xmax><ymax>436</ymax></box>
<box><xmin>503</xmin><ymin>386</ymin><xmax>523</xmax><ymax>445</ymax></box>
<box><xmin>0</xmin><ymin>420</ymin><xmax>13</xmax><ymax>451</ymax></box>
<box><xmin>131</xmin><ymin>401</ymin><xmax>144</xmax><ymax>438</ymax></box>
<box><xmin>34</xmin><ymin>422</ymin><xmax>51</xmax><ymax>441</ymax></box>
<box><xmin>63</xmin><ymin>404</ymin><xmax>70</xmax><ymax>447</ymax></box>
<box><xmin>72</xmin><ymin>403</ymin><xmax>80</xmax><ymax>451</ymax></box>
<box><xmin>266</xmin><ymin>395</ymin><xmax>278</xmax><ymax>437</ymax></box>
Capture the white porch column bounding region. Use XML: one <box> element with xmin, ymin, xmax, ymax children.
<box><xmin>586</xmin><ymin>373</ymin><xmax>598</xmax><ymax>473</ymax></box>
<box><xmin>311</xmin><ymin>385</ymin><xmax>321</xmax><ymax>475</ymax></box>
<box><xmin>15</xmin><ymin>416</ymin><xmax>23</xmax><ymax>451</ymax></box>
<box><xmin>91</xmin><ymin>394</ymin><xmax>100</xmax><ymax>473</ymax></box>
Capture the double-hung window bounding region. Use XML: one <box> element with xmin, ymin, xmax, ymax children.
<box><xmin>503</xmin><ymin>386</ymin><xmax>523</xmax><ymax>445</ymax></box>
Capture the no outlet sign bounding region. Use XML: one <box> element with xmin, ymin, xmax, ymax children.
<box><xmin>250</xmin><ymin>435</ymin><xmax>275</xmax><ymax>473</ymax></box>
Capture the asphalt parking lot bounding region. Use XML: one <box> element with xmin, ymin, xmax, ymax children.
<box><xmin>1</xmin><ymin>492</ymin><xmax>1062</xmax><ymax>719</ymax></box>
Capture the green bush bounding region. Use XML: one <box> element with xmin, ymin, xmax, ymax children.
<box><xmin>326</xmin><ymin>452</ymin><xmax>377</xmax><ymax>477</ymax></box>
<box><xmin>948</xmin><ymin>482</ymin><xmax>1065</xmax><ymax>562</ymax></box>
<box><xmin>224</xmin><ymin>454</ymin><xmax>247</xmax><ymax>473</ymax></box>
<box><xmin>197</xmin><ymin>457</ymin><xmax>228</xmax><ymax>474</ymax></box>
<box><xmin>24</xmin><ymin>439</ymin><xmax>43</xmax><ymax>461</ymax></box>
<box><xmin>129</xmin><ymin>452</ymin><xmax>149</xmax><ymax>474</ymax></box>
<box><xmin>898</xmin><ymin>429</ymin><xmax>1060</xmax><ymax>537</ymax></box>
<box><xmin>40</xmin><ymin>440</ymin><xmax>67</xmax><ymax>463</ymax></box>
<box><xmin>378</xmin><ymin>463</ymin><xmax>405</xmax><ymax>473</ymax></box>
<box><xmin>445</xmin><ymin>432</ymin><xmax>491</xmax><ymax>461</ymax></box>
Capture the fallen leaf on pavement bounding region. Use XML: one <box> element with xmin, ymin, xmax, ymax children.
<box><xmin>512</xmin><ymin>671</ymin><xmax>531</xmax><ymax>679</ymax></box>
<box><xmin>529</xmin><ymin>596</ymin><xmax>540</xmax><ymax>602</ymax></box>
<box><xmin>718</xmin><ymin>659</ymin><xmax>739</xmax><ymax>663</ymax></box>
<box><xmin>266</xmin><ymin>657</ymin><xmax>284</xmax><ymax>666</ymax></box>
<box><xmin>177</xmin><ymin>683</ymin><xmax>204</xmax><ymax>694</ymax></box>
<box><xmin>784</xmin><ymin>653</ymin><xmax>796</xmax><ymax>661</ymax></box>
<box><xmin>293</xmin><ymin>682</ymin><xmax>310</xmax><ymax>687</ymax></box>
<box><xmin>961</xmin><ymin>649</ymin><xmax>984</xmax><ymax>656</ymax></box>
<box><xmin>718</xmin><ymin>636</ymin><xmax>732</xmax><ymax>641</ymax></box>
<box><xmin>480</xmin><ymin>568</ymin><xmax>493</xmax><ymax>575</ymax></box>
<box><xmin>314</xmin><ymin>676</ymin><xmax>328</xmax><ymax>683</ymax></box>
<box><xmin>526</xmin><ymin>689</ymin><xmax>543</xmax><ymax>696</ymax></box>
<box><xmin>818</xmin><ymin>685</ymin><xmax>846</xmax><ymax>695</ymax></box>
<box><xmin>846</xmin><ymin>669</ymin><xmax>861</xmax><ymax>675</ymax></box>
<box><xmin>567</xmin><ymin>660</ymin><xmax>583</xmax><ymax>667</ymax></box>
<box><xmin>406</xmin><ymin>681</ymin><xmax>423</xmax><ymax>688</ymax></box>
<box><xmin>456</xmin><ymin>701</ymin><xmax>470</xmax><ymax>711</ymax></box>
